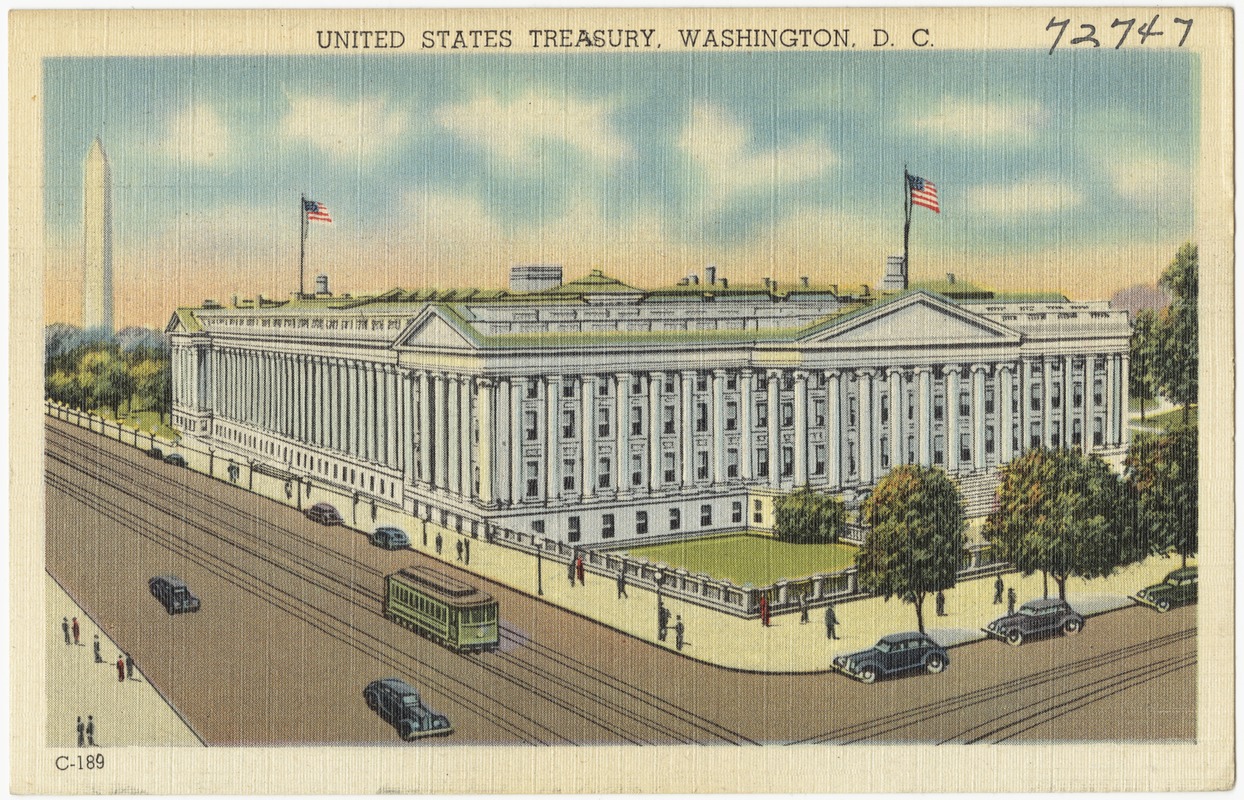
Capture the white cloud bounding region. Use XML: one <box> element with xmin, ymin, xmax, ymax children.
<box><xmin>679</xmin><ymin>104</ymin><xmax>836</xmax><ymax>209</ymax></box>
<box><xmin>281</xmin><ymin>94</ymin><xmax>408</xmax><ymax>159</ymax></box>
<box><xmin>1108</xmin><ymin>155</ymin><xmax>1184</xmax><ymax>204</ymax></box>
<box><xmin>910</xmin><ymin>96</ymin><xmax>1046</xmax><ymax>140</ymax></box>
<box><xmin>435</xmin><ymin>90</ymin><xmax>632</xmax><ymax>166</ymax></box>
<box><xmin>157</xmin><ymin>103</ymin><xmax>231</xmax><ymax>166</ymax></box>
<box><xmin>966</xmin><ymin>180</ymin><xmax>1081</xmax><ymax>215</ymax></box>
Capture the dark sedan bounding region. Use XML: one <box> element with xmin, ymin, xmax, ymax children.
<box><xmin>305</xmin><ymin>502</ymin><xmax>343</xmax><ymax>526</ymax></box>
<box><xmin>984</xmin><ymin>598</ymin><xmax>1084</xmax><ymax>645</ymax></box>
<box><xmin>831</xmin><ymin>632</ymin><xmax>949</xmax><ymax>684</ymax></box>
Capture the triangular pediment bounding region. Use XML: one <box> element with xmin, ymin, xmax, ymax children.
<box><xmin>803</xmin><ymin>292</ymin><xmax>1019</xmax><ymax>347</ymax></box>
<box><xmin>165</xmin><ymin>312</ymin><xmax>185</xmax><ymax>333</ymax></box>
<box><xmin>394</xmin><ymin>306</ymin><xmax>479</xmax><ymax>351</ymax></box>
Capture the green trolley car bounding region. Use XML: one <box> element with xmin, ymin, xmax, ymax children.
<box><xmin>384</xmin><ymin>566</ymin><xmax>500</xmax><ymax>652</ymax></box>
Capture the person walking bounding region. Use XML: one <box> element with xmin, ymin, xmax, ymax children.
<box><xmin>993</xmin><ymin>575</ymin><xmax>1004</xmax><ymax>605</ymax></box>
<box><xmin>567</xmin><ymin>558</ymin><xmax>577</xmax><ymax>588</ymax></box>
<box><xmin>575</xmin><ymin>556</ymin><xmax>585</xmax><ymax>586</ymax></box>
<box><xmin>435</xmin><ymin>532</ymin><xmax>443</xmax><ymax>555</ymax></box>
<box><xmin>455</xmin><ymin>539</ymin><xmax>464</xmax><ymax>561</ymax></box>
<box><xmin>62</xmin><ymin>617</ymin><xmax>71</xmax><ymax>645</ymax></box>
<box><xmin>463</xmin><ymin>539</ymin><xmax>470</xmax><ymax>565</ymax></box>
<box><xmin>759</xmin><ymin>594</ymin><xmax>770</xmax><ymax>627</ymax></box>
<box><xmin>824</xmin><ymin>602</ymin><xmax>839</xmax><ymax>640</ymax></box>
<box><xmin>76</xmin><ymin>717</ymin><xmax>85</xmax><ymax>747</ymax></box>
<box><xmin>936</xmin><ymin>590</ymin><xmax>947</xmax><ymax>617</ymax></box>
<box><xmin>799</xmin><ymin>592</ymin><xmax>810</xmax><ymax>624</ymax></box>
<box><xmin>674</xmin><ymin>615</ymin><xmax>685</xmax><ymax>651</ymax></box>
<box><xmin>116</xmin><ymin>656</ymin><xmax>125</xmax><ymax>683</ymax></box>
<box><xmin>616</xmin><ymin>570</ymin><xmax>628</xmax><ymax>599</ymax></box>
<box><xmin>72</xmin><ymin>617</ymin><xmax>80</xmax><ymax>645</ymax></box>
<box><xmin>93</xmin><ymin>635</ymin><xmax>103</xmax><ymax>663</ymax></box>
<box><xmin>85</xmin><ymin>716</ymin><xmax>96</xmax><ymax>747</ymax></box>
<box><xmin>125</xmin><ymin>653</ymin><xmax>135</xmax><ymax>681</ymax></box>
<box><xmin>1007</xmin><ymin>587</ymin><xmax>1018</xmax><ymax>615</ymax></box>
<box><xmin>657</xmin><ymin>601</ymin><xmax>670</xmax><ymax>642</ymax></box>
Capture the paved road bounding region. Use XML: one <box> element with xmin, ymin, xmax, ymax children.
<box><xmin>45</xmin><ymin>418</ymin><xmax>1195</xmax><ymax>746</ymax></box>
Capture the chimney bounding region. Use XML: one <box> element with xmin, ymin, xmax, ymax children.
<box><xmin>860</xmin><ymin>284</ymin><xmax>870</xmax><ymax>296</ymax></box>
<box><xmin>231</xmin><ymin>294</ymin><xmax>238</xmax><ymax>307</ymax></box>
<box><xmin>763</xmin><ymin>277</ymin><xmax>772</xmax><ymax>288</ymax></box>
<box><xmin>946</xmin><ymin>273</ymin><xmax>956</xmax><ymax>285</ymax></box>
<box><xmin>800</xmin><ymin>276</ymin><xmax>809</xmax><ymax>288</ymax></box>
<box><xmin>688</xmin><ymin>273</ymin><xmax>699</xmax><ymax>285</ymax></box>
<box><xmin>315</xmin><ymin>274</ymin><xmax>330</xmax><ymax>295</ymax></box>
<box><xmin>705</xmin><ymin>265</ymin><xmax>717</xmax><ymax>285</ymax></box>
<box><xmin>720</xmin><ymin>278</ymin><xmax>729</xmax><ymax>289</ymax></box>
<box><xmin>881</xmin><ymin>254</ymin><xmax>908</xmax><ymax>291</ymax></box>
<box><xmin>829</xmin><ymin>284</ymin><xmax>838</xmax><ymax>295</ymax></box>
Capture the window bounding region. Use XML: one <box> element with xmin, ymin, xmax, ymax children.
<box><xmin>631</xmin><ymin>406</ymin><xmax>643</xmax><ymax>436</ymax></box>
<box><xmin>907</xmin><ymin>392</ymin><xmax>915</xmax><ymax>421</ymax></box>
<box><xmin>562</xmin><ymin>460</ymin><xmax>577</xmax><ymax>492</ymax></box>
<box><xmin>527</xmin><ymin>379</ymin><xmax>539</xmax><ymax>399</ymax></box>
<box><xmin>1073</xmin><ymin>382</ymin><xmax>1083</xmax><ymax>408</ymax></box>
<box><xmin>1051</xmin><ymin>426</ymin><xmax>1061</xmax><ymax>448</ymax></box>
<box><xmin>781</xmin><ymin>403</ymin><xmax>794</xmax><ymax>427</ymax></box>
<box><xmin>849</xmin><ymin>397</ymin><xmax>858</xmax><ymax>426</ymax></box>
<box><xmin>636</xmin><ymin>511</ymin><xmax>649</xmax><ymax>534</ymax></box>
<box><xmin>1093</xmin><ymin>379</ymin><xmax>1104</xmax><ymax>407</ymax></box>
<box><xmin>848</xmin><ymin>442</ymin><xmax>857</xmax><ymax>474</ymax></box>
<box><xmin>1072</xmin><ymin>419</ymin><xmax>1083</xmax><ymax>446</ymax></box>
<box><xmin>880</xmin><ymin>397</ymin><xmax>889</xmax><ymax>424</ymax></box>
<box><xmin>697</xmin><ymin>451</ymin><xmax>709</xmax><ymax>480</ymax></box>
<box><xmin>726</xmin><ymin>402</ymin><xmax>738</xmax><ymax>430</ymax></box>
<box><xmin>696</xmin><ymin>403</ymin><xmax>708</xmax><ymax>432</ymax></box>
<box><xmin>669</xmin><ymin>508</ymin><xmax>681</xmax><ymax>531</ymax></box>
<box><xmin>757</xmin><ymin>448</ymin><xmax>769</xmax><ymax>477</ymax></box>
<box><xmin>1031</xmin><ymin>384</ymin><xmax>1042</xmax><ymax>412</ymax></box>
<box><xmin>1012</xmin><ymin>426</ymin><xmax>1020</xmax><ymax>455</ymax></box>
<box><xmin>753</xmin><ymin>498</ymin><xmax>763</xmax><ymax>524</ymax></box>
<box><xmin>732</xmin><ymin>501</ymin><xmax>743</xmax><ymax>524</ymax></box>
<box><xmin>597</xmin><ymin>380</ymin><xmax>609</xmax><ymax>397</ymax></box>
<box><xmin>985</xmin><ymin>388</ymin><xmax>995</xmax><ymax>414</ymax></box>
<box><xmin>568</xmin><ymin>516</ymin><xmax>581</xmax><ymax>542</ymax></box>
<box><xmin>1031</xmin><ymin>422</ymin><xmax>1042</xmax><ymax>449</ymax></box>
<box><xmin>959</xmin><ymin>391</ymin><xmax>970</xmax><ymax>418</ymax></box>
<box><xmin>727</xmin><ymin>375</ymin><xmax>738</xmax><ymax>390</ymax></box>
<box><xmin>602</xmin><ymin>513</ymin><xmax>615</xmax><ymax>538</ymax></box>
<box><xmin>960</xmin><ymin>434</ymin><xmax>971</xmax><ymax>464</ymax></box>
<box><xmin>700</xmin><ymin>504</ymin><xmax>712</xmax><ymax>527</ymax></box>
<box><xmin>814</xmin><ymin>445</ymin><xmax>826</xmax><ymax>475</ymax></box>
<box><xmin>727</xmin><ymin>448</ymin><xmax>739</xmax><ymax>478</ymax></box>
<box><xmin>598</xmin><ymin>408</ymin><xmax>610</xmax><ymax>437</ymax></box>
<box><xmin>880</xmin><ymin>438</ymin><xmax>889</xmax><ymax>469</ymax></box>
<box><xmin>814</xmin><ymin>399</ymin><xmax>826</xmax><ymax>427</ymax></box>
<box><xmin>985</xmin><ymin>426</ymin><xmax>995</xmax><ymax>455</ymax></box>
<box><xmin>598</xmin><ymin>458</ymin><xmax>612</xmax><ymax>489</ymax></box>
<box><xmin>1093</xmin><ymin>418</ymin><xmax>1104</xmax><ymax>447</ymax></box>
<box><xmin>525</xmin><ymin>410</ymin><xmax>538</xmax><ymax>441</ymax></box>
<box><xmin>756</xmin><ymin>401</ymin><xmax>769</xmax><ymax>427</ymax></box>
<box><xmin>1051</xmin><ymin>385</ymin><xmax>1061</xmax><ymax>409</ymax></box>
<box><xmin>933</xmin><ymin>435</ymin><xmax>944</xmax><ymax>465</ymax></box>
<box><xmin>562</xmin><ymin>410</ymin><xmax>576</xmax><ymax>439</ymax></box>
<box><xmin>632</xmin><ymin>376</ymin><xmax>643</xmax><ymax>394</ymax></box>
<box><xmin>664</xmin><ymin>376</ymin><xmax>675</xmax><ymax>393</ymax></box>
<box><xmin>696</xmin><ymin>374</ymin><xmax>708</xmax><ymax>391</ymax></box>
<box><xmin>631</xmin><ymin>454</ymin><xmax>643</xmax><ymax>487</ymax></box>
<box><xmin>525</xmin><ymin>461</ymin><xmax>539</xmax><ymax>498</ymax></box>
<box><xmin>562</xmin><ymin>381</ymin><xmax>575</xmax><ymax>398</ymax></box>
<box><xmin>906</xmin><ymin>435</ymin><xmax>916</xmax><ymax>464</ymax></box>
<box><xmin>663</xmin><ymin>406</ymin><xmax>675</xmax><ymax>434</ymax></box>
<box><xmin>781</xmin><ymin>446</ymin><xmax>794</xmax><ymax>477</ymax></box>
<box><xmin>663</xmin><ymin>452</ymin><xmax>676</xmax><ymax>484</ymax></box>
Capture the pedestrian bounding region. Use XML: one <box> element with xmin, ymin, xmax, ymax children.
<box><xmin>799</xmin><ymin>592</ymin><xmax>809</xmax><ymax>624</ymax></box>
<box><xmin>116</xmin><ymin>656</ymin><xmax>125</xmax><ymax>683</ymax></box>
<box><xmin>576</xmin><ymin>556</ymin><xmax>585</xmax><ymax>586</ymax></box>
<box><xmin>435</xmin><ymin>532</ymin><xmax>443</xmax><ymax>555</ymax></box>
<box><xmin>674</xmin><ymin>615</ymin><xmax>685</xmax><ymax>651</ymax></box>
<box><xmin>93</xmin><ymin>635</ymin><xmax>103</xmax><ymax>663</ymax></box>
<box><xmin>825</xmin><ymin>602</ymin><xmax>839</xmax><ymax>640</ymax></box>
<box><xmin>657</xmin><ymin>601</ymin><xmax>670</xmax><ymax>642</ymax></box>
<box><xmin>759</xmin><ymin>594</ymin><xmax>770</xmax><ymax>627</ymax></box>
<box><xmin>993</xmin><ymin>575</ymin><xmax>1004</xmax><ymax>605</ymax></box>
<box><xmin>456</xmin><ymin>539</ymin><xmax>464</xmax><ymax>561</ymax></box>
<box><xmin>72</xmin><ymin>617</ymin><xmax>80</xmax><ymax>645</ymax></box>
<box><xmin>76</xmin><ymin>716</ymin><xmax>84</xmax><ymax>747</ymax></box>
<box><xmin>62</xmin><ymin>617</ymin><xmax>71</xmax><ymax>645</ymax></box>
<box><xmin>464</xmin><ymin>539</ymin><xmax>470</xmax><ymax>564</ymax></box>
<box><xmin>422</xmin><ymin>527</ymin><xmax>428</xmax><ymax>548</ymax></box>
<box><xmin>936</xmin><ymin>590</ymin><xmax>947</xmax><ymax>617</ymax></box>
<box><xmin>616</xmin><ymin>570</ymin><xmax>628</xmax><ymax>599</ymax></box>
<box><xmin>85</xmin><ymin>716</ymin><xmax>96</xmax><ymax>747</ymax></box>
<box><xmin>1007</xmin><ymin>587</ymin><xmax>1017</xmax><ymax>615</ymax></box>
<box><xmin>125</xmin><ymin>653</ymin><xmax>135</xmax><ymax>680</ymax></box>
<box><xmin>568</xmin><ymin>558</ymin><xmax>576</xmax><ymax>587</ymax></box>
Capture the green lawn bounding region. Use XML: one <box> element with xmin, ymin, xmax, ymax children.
<box><xmin>93</xmin><ymin>408</ymin><xmax>180</xmax><ymax>440</ymax></box>
<box><xmin>1139</xmin><ymin>405</ymin><xmax>1197</xmax><ymax>432</ymax></box>
<box><xmin>625</xmin><ymin>534</ymin><xmax>858</xmax><ymax>586</ymax></box>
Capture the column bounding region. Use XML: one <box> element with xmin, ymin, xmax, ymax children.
<box><xmin>825</xmin><ymin>370</ymin><xmax>842</xmax><ymax>489</ymax></box>
<box><xmin>495</xmin><ymin>378</ymin><xmax>511</xmax><ymax>505</ymax></box>
<box><xmin>1107</xmin><ymin>353</ymin><xmax>1120</xmax><ymax>446</ymax></box>
<box><xmin>1082</xmin><ymin>357</ymin><xmax>1094</xmax><ymax>452</ymax></box>
<box><xmin>887</xmin><ymin>368</ymin><xmax>901</xmax><ymax>472</ymax></box>
<box><xmin>972</xmin><ymin>364</ymin><xmax>987</xmax><ymax>471</ymax></box>
<box><xmin>1120</xmin><ymin>354</ymin><xmax>1130</xmax><ymax>447</ymax></box>
<box><xmin>1042</xmin><ymin>358</ymin><xmax>1054</xmax><ymax>448</ymax></box>
<box><xmin>1062</xmin><ymin>355</ymin><xmax>1073</xmax><ymax>450</ymax></box>
<box><xmin>712</xmin><ymin>369</ymin><xmax>726</xmax><ymax>485</ymax></box>
<box><xmin>444</xmin><ymin>375</ymin><xmax>460</xmax><ymax>494</ymax></box>
<box><xmin>793</xmin><ymin>371</ymin><xmax>809</xmax><ymax>485</ymax></box>
<box><xmin>418</xmin><ymin>372</ymin><xmax>431</xmax><ymax>486</ymax></box>
<box><xmin>917</xmin><ymin>367</ymin><xmax>932</xmax><ymax>466</ymax></box>
<box><xmin>681</xmin><ymin>372</ymin><xmax>695</xmax><ymax>488</ymax></box>
<box><xmin>767</xmin><ymin>370</ymin><xmax>781</xmax><ymax>488</ymax></box>
<box><xmin>369</xmin><ymin>365</ymin><xmax>381</xmax><ymax>464</ymax></box>
<box><xmin>459</xmin><ymin>376</ymin><xmax>472</xmax><ymax>496</ymax></box>
<box><xmin>477</xmin><ymin>378</ymin><xmax>494</xmax><ymax>506</ymax></box>
<box><xmin>435</xmin><ymin>374</ymin><xmax>450</xmax><ymax>491</ymax></box>
<box><xmin>582</xmin><ymin>376</ymin><xmax>596</xmax><ymax>498</ymax></box>
<box><xmin>615</xmin><ymin>373</ymin><xmax>630</xmax><ymax>494</ymax></box>
<box><xmin>510</xmin><ymin>378</ymin><xmax>524</xmax><ymax>503</ymax></box>
<box><xmin>998</xmin><ymin>363</ymin><xmax>1014</xmax><ymax>463</ymax></box>
<box><xmin>944</xmin><ymin>365</ymin><xmax>959</xmax><ymax>474</ymax></box>
<box><xmin>648</xmin><ymin>372</ymin><xmax>663</xmax><ymax>491</ymax></box>
<box><xmin>1019</xmin><ymin>357</ymin><xmax>1032</xmax><ymax>454</ymax></box>
<box><xmin>546</xmin><ymin>375</ymin><xmax>561</xmax><ymax>501</ymax></box>
<box><xmin>402</xmin><ymin>372</ymin><xmax>415</xmax><ymax>482</ymax></box>
<box><xmin>857</xmin><ymin>370</ymin><xmax>874</xmax><ymax>485</ymax></box>
<box><xmin>739</xmin><ymin>369</ymin><xmax>754</xmax><ymax>481</ymax></box>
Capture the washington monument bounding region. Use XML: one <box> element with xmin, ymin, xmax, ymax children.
<box><xmin>82</xmin><ymin>137</ymin><xmax>113</xmax><ymax>331</ymax></box>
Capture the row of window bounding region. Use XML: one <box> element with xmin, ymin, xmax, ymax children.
<box><xmin>548</xmin><ymin>501</ymin><xmax>750</xmax><ymax>543</ymax></box>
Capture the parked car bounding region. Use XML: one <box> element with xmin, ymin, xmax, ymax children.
<box><xmin>984</xmin><ymin>598</ymin><xmax>1084</xmax><ymax>645</ymax></box>
<box><xmin>363</xmin><ymin>678</ymin><xmax>452</xmax><ymax>740</ymax></box>
<box><xmin>1133</xmin><ymin>566</ymin><xmax>1198</xmax><ymax>612</ymax></box>
<box><xmin>831</xmin><ymin>632</ymin><xmax>949</xmax><ymax>683</ymax></box>
<box><xmin>305</xmin><ymin>502</ymin><xmax>343</xmax><ymax>526</ymax></box>
<box><xmin>370</xmin><ymin>526</ymin><xmax>410</xmax><ymax>550</ymax></box>
<box><xmin>148</xmin><ymin>447</ymin><xmax>164</xmax><ymax>460</ymax></box>
<box><xmin>163</xmin><ymin>453</ymin><xmax>187</xmax><ymax>467</ymax></box>
<box><xmin>148</xmin><ymin>575</ymin><xmax>201</xmax><ymax>614</ymax></box>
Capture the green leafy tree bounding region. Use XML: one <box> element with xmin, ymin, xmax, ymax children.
<box><xmin>1125</xmin><ymin>428</ymin><xmax>1197</xmax><ymax>568</ymax></box>
<box><xmin>1129</xmin><ymin>308</ymin><xmax>1160</xmax><ymax>422</ymax></box>
<box><xmin>1155</xmin><ymin>243</ymin><xmax>1198</xmax><ymax>423</ymax></box>
<box><xmin>985</xmin><ymin>448</ymin><xmax>1138</xmax><ymax>601</ymax></box>
<box><xmin>857</xmin><ymin>465</ymin><xmax>966</xmax><ymax>633</ymax></box>
<box><xmin>773</xmin><ymin>486</ymin><xmax>846</xmax><ymax>544</ymax></box>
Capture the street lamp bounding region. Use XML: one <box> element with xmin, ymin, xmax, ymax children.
<box><xmin>535</xmin><ymin>537</ymin><xmax>544</xmax><ymax>596</ymax></box>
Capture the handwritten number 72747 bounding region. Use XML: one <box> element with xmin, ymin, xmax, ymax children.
<box><xmin>1047</xmin><ymin>15</ymin><xmax>1192</xmax><ymax>53</ymax></box>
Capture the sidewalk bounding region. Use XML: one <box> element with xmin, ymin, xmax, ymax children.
<box><xmin>45</xmin><ymin>573</ymin><xmax>203</xmax><ymax>748</ymax></box>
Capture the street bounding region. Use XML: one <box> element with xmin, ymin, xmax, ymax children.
<box><xmin>46</xmin><ymin>418</ymin><xmax>1195</xmax><ymax>745</ymax></box>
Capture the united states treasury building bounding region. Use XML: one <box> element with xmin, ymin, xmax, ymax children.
<box><xmin>167</xmin><ymin>264</ymin><xmax>1131</xmax><ymax>544</ymax></box>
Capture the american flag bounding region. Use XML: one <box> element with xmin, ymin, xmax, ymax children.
<box><xmin>908</xmin><ymin>174</ymin><xmax>940</xmax><ymax>213</ymax></box>
<box><xmin>304</xmin><ymin>199</ymin><xmax>333</xmax><ymax>223</ymax></box>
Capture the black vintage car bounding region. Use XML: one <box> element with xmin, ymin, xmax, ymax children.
<box><xmin>984</xmin><ymin>598</ymin><xmax>1084</xmax><ymax>645</ymax></box>
<box><xmin>305</xmin><ymin>502</ymin><xmax>343</xmax><ymax>526</ymax></box>
<box><xmin>363</xmin><ymin>678</ymin><xmax>452</xmax><ymax>741</ymax></box>
<box><xmin>831</xmin><ymin>632</ymin><xmax>949</xmax><ymax>684</ymax></box>
<box><xmin>1132</xmin><ymin>567</ymin><xmax>1198</xmax><ymax>612</ymax></box>
<box><xmin>148</xmin><ymin>575</ymin><xmax>201</xmax><ymax>615</ymax></box>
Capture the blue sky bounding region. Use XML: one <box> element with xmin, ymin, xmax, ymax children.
<box><xmin>44</xmin><ymin>50</ymin><xmax>1198</xmax><ymax>327</ymax></box>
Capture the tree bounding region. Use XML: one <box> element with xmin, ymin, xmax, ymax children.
<box><xmin>1125</xmin><ymin>428</ymin><xmax>1197</xmax><ymax>568</ymax></box>
<box><xmin>1129</xmin><ymin>308</ymin><xmax>1160</xmax><ymax>422</ymax></box>
<box><xmin>857</xmin><ymin>465</ymin><xmax>966</xmax><ymax>634</ymax></box>
<box><xmin>773</xmin><ymin>486</ymin><xmax>845</xmax><ymax>544</ymax></box>
<box><xmin>985</xmin><ymin>448</ymin><xmax>1138</xmax><ymax>601</ymax></box>
<box><xmin>1155</xmin><ymin>243</ymin><xmax>1198</xmax><ymax>423</ymax></box>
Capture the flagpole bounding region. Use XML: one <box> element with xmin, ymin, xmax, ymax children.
<box><xmin>902</xmin><ymin>167</ymin><xmax>912</xmax><ymax>281</ymax></box>
<box><xmin>299</xmin><ymin>193</ymin><xmax>307</xmax><ymax>298</ymax></box>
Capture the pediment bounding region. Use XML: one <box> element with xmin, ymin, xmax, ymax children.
<box><xmin>394</xmin><ymin>306</ymin><xmax>478</xmax><ymax>350</ymax></box>
<box><xmin>803</xmin><ymin>293</ymin><xmax>1019</xmax><ymax>347</ymax></box>
<box><xmin>165</xmin><ymin>312</ymin><xmax>186</xmax><ymax>333</ymax></box>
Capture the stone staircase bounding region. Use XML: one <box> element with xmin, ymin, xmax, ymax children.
<box><xmin>954</xmin><ymin>470</ymin><xmax>1002</xmax><ymax>518</ymax></box>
